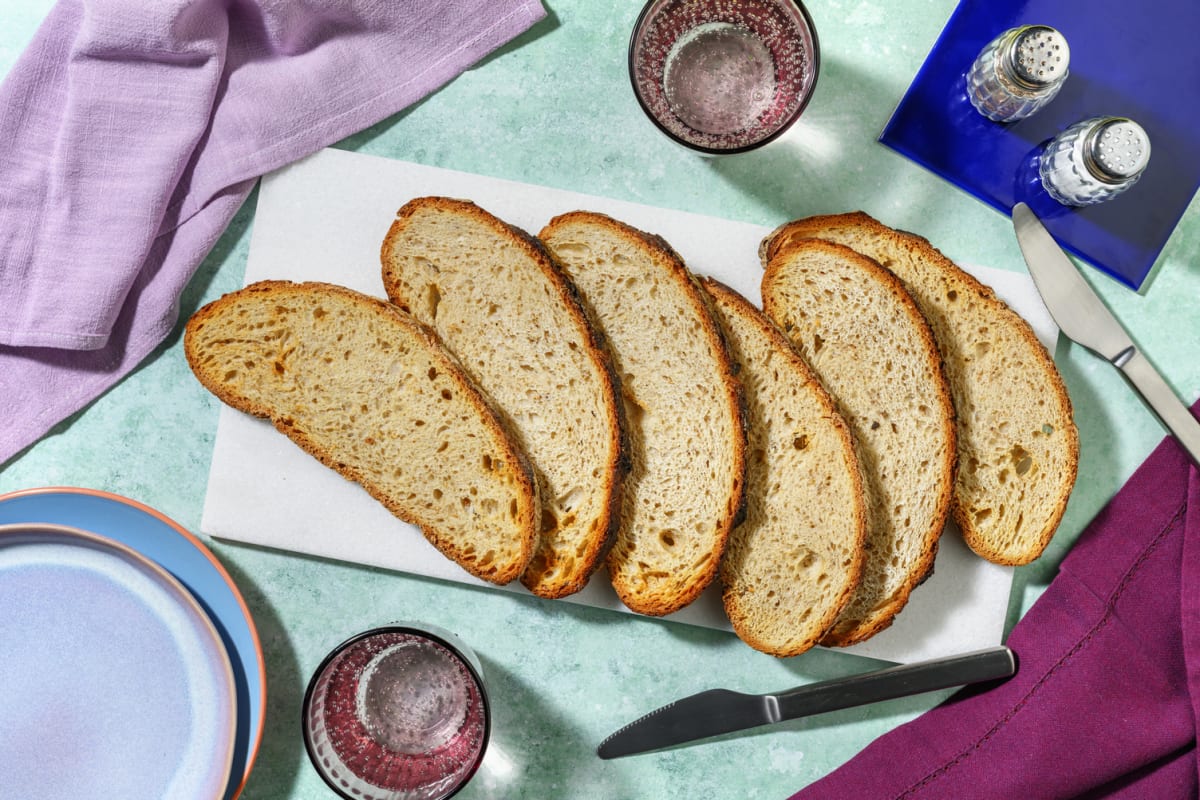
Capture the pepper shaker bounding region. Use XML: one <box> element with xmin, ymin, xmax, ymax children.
<box><xmin>967</xmin><ymin>25</ymin><xmax>1070</xmax><ymax>122</ymax></box>
<box><xmin>1039</xmin><ymin>116</ymin><xmax>1151</xmax><ymax>206</ymax></box>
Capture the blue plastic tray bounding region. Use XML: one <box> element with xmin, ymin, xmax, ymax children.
<box><xmin>879</xmin><ymin>0</ymin><xmax>1200</xmax><ymax>290</ymax></box>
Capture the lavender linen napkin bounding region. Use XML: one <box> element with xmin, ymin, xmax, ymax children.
<box><xmin>0</xmin><ymin>0</ymin><xmax>545</xmax><ymax>465</ymax></box>
<box><xmin>790</xmin><ymin>399</ymin><xmax>1200</xmax><ymax>799</ymax></box>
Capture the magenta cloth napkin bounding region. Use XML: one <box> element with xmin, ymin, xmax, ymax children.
<box><xmin>790</xmin><ymin>398</ymin><xmax>1200</xmax><ymax>799</ymax></box>
<box><xmin>0</xmin><ymin>0</ymin><xmax>545</xmax><ymax>465</ymax></box>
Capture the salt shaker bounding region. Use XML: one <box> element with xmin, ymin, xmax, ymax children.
<box><xmin>967</xmin><ymin>25</ymin><xmax>1070</xmax><ymax>122</ymax></box>
<box><xmin>1039</xmin><ymin>116</ymin><xmax>1151</xmax><ymax>206</ymax></box>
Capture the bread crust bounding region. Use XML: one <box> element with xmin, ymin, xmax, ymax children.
<box><xmin>762</xmin><ymin>239</ymin><xmax>956</xmax><ymax>646</ymax></box>
<box><xmin>184</xmin><ymin>280</ymin><xmax>540</xmax><ymax>584</ymax></box>
<box><xmin>540</xmin><ymin>211</ymin><xmax>748</xmax><ymax>617</ymax></box>
<box><xmin>381</xmin><ymin>197</ymin><xmax>628</xmax><ymax>598</ymax></box>
<box><xmin>702</xmin><ymin>277</ymin><xmax>867</xmax><ymax>656</ymax></box>
<box><xmin>763</xmin><ymin>212</ymin><xmax>1079</xmax><ymax>565</ymax></box>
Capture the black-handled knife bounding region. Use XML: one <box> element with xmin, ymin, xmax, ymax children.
<box><xmin>597</xmin><ymin>646</ymin><xmax>1016</xmax><ymax>759</ymax></box>
<box><xmin>1012</xmin><ymin>202</ymin><xmax>1200</xmax><ymax>467</ymax></box>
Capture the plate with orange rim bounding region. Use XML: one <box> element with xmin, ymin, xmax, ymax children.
<box><xmin>0</xmin><ymin>487</ymin><xmax>266</xmax><ymax>800</ymax></box>
<box><xmin>0</xmin><ymin>522</ymin><xmax>236</xmax><ymax>797</ymax></box>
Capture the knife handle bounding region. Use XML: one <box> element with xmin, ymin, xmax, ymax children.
<box><xmin>775</xmin><ymin>647</ymin><xmax>1016</xmax><ymax>721</ymax></box>
<box><xmin>1118</xmin><ymin>349</ymin><xmax>1200</xmax><ymax>468</ymax></box>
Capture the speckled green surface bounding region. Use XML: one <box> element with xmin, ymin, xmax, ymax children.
<box><xmin>3</xmin><ymin>2</ymin><xmax>1199</xmax><ymax>798</ymax></box>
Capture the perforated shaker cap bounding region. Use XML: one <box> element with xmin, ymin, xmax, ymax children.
<box><xmin>1008</xmin><ymin>25</ymin><xmax>1070</xmax><ymax>87</ymax></box>
<box><xmin>1085</xmin><ymin>117</ymin><xmax>1152</xmax><ymax>181</ymax></box>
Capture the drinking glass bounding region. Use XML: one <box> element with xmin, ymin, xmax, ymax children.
<box><xmin>302</xmin><ymin>624</ymin><xmax>489</xmax><ymax>800</ymax></box>
<box><xmin>629</xmin><ymin>0</ymin><xmax>820</xmax><ymax>155</ymax></box>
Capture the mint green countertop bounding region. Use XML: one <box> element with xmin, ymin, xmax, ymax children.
<box><xmin>4</xmin><ymin>2</ymin><xmax>1199</xmax><ymax>798</ymax></box>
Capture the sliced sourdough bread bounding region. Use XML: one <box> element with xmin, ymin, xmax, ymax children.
<box><xmin>761</xmin><ymin>239</ymin><xmax>956</xmax><ymax>646</ymax></box>
<box><xmin>761</xmin><ymin>212</ymin><xmax>1078</xmax><ymax>565</ymax></box>
<box><xmin>702</xmin><ymin>278</ymin><xmax>867</xmax><ymax>657</ymax></box>
<box><xmin>539</xmin><ymin>212</ymin><xmax>746</xmax><ymax>617</ymax></box>
<box><xmin>183</xmin><ymin>280</ymin><xmax>539</xmax><ymax>584</ymax></box>
<box><xmin>380</xmin><ymin>197</ymin><xmax>625</xmax><ymax>599</ymax></box>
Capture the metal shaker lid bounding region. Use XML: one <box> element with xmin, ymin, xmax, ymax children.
<box><xmin>1007</xmin><ymin>25</ymin><xmax>1070</xmax><ymax>87</ymax></box>
<box><xmin>1085</xmin><ymin>117</ymin><xmax>1152</xmax><ymax>182</ymax></box>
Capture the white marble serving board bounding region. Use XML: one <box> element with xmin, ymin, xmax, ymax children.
<box><xmin>202</xmin><ymin>147</ymin><xmax>1057</xmax><ymax>663</ymax></box>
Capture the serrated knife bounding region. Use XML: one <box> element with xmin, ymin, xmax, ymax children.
<box><xmin>597</xmin><ymin>646</ymin><xmax>1016</xmax><ymax>759</ymax></box>
<box><xmin>1012</xmin><ymin>203</ymin><xmax>1200</xmax><ymax>467</ymax></box>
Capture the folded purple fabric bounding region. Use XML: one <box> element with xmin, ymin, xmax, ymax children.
<box><xmin>0</xmin><ymin>0</ymin><xmax>545</xmax><ymax>465</ymax></box>
<box><xmin>790</xmin><ymin>399</ymin><xmax>1200</xmax><ymax>799</ymax></box>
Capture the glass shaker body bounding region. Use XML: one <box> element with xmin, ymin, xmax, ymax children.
<box><xmin>1039</xmin><ymin>116</ymin><xmax>1151</xmax><ymax>206</ymax></box>
<box><xmin>967</xmin><ymin>25</ymin><xmax>1069</xmax><ymax>122</ymax></box>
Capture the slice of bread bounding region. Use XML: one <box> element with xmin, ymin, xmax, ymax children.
<box><xmin>761</xmin><ymin>239</ymin><xmax>956</xmax><ymax>646</ymax></box>
<box><xmin>701</xmin><ymin>278</ymin><xmax>867</xmax><ymax>657</ymax></box>
<box><xmin>381</xmin><ymin>197</ymin><xmax>625</xmax><ymax>599</ymax></box>
<box><xmin>184</xmin><ymin>280</ymin><xmax>539</xmax><ymax>584</ymax></box>
<box><xmin>539</xmin><ymin>212</ymin><xmax>746</xmax><ymax>617</ymax></box>
<box><xmin>761</xmin><ymin>212</ymin><xmax>1078</xmax><ymax>565</ymax></box>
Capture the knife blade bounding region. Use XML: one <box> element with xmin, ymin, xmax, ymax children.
<box><xmin>597</xmin><ymin>646</ymin><xmax>1016</xmax><ymax>759</ymax></box>
<box><xmin>1013</xmin><ymin>203</ymin><xmax>1200</xmax><ymax>467</ymax></box>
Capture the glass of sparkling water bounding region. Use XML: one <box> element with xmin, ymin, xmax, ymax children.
<box><xmin>629</xmin><ymin>0</ymin><xmax>820</xmax><ymax>155</ymax></box>
<box><xmin>302</xmin><ymin>624</ymin><xmax>490</xmax><ymax>800</ymax></box>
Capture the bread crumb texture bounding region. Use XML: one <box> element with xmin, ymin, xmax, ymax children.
<box><xmin>184</xmin><ymin>280</ymin><xmax>539</xmax><ymax>585</ymax></box>
<box><xmin>704</xmin><ymin>278</ymin><xmax>867</xmax><ymax>657</ymax></box>
<box><xmin>762</xmin><ymin>239</ymin><xmax>955</xmax><ymax>646</ymax></box>
<box><xmin>763</xmin><ymin>212</ymin><xmax>1078</xmax><ymax>566</ymax></box>
<box><xmin>541</xmin><ymin>212</ymin><xmax>746</xmax><ymax>617</ymax></box>
<box><xmin>382</xmin><ymin>198</ymin><xmax>625</xmax><ymax>599</ymax></box>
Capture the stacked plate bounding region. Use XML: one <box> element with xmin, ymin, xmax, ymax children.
<box><xmin>0</xmin><ymin>488</ymin><xmax>266</xmax><ymax>800</ymax></box>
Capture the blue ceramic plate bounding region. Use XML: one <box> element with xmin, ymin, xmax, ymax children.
<box><xmin>880</xmin><ymin>0</ymin><xmax>1200</xmax><ymax>289</ymax></box>
<box><xmin>0</xmin><ymin>523</ymin><xmax>236</xmax><ymax>798</ymax></box>
<box><xmin>0</xmin><ymin>488</ymin><xmax>265</xmax><ymax>800</ymax></box>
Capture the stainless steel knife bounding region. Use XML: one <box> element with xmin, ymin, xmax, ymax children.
<box><xmin>597</xmin><ymin>646</ymin><xmax>1016</xmax><ymax>759</ymax></box>
<box><xmin>1012</xmin><ymin>203</ymin><xmax>1200</xmax><ymax>467</ymax></box>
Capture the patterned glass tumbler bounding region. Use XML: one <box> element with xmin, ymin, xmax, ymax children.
<box><xmin>302</xmin><ymin>624</ymin><xmax>490</xmax><ymax>800</ymax></box>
